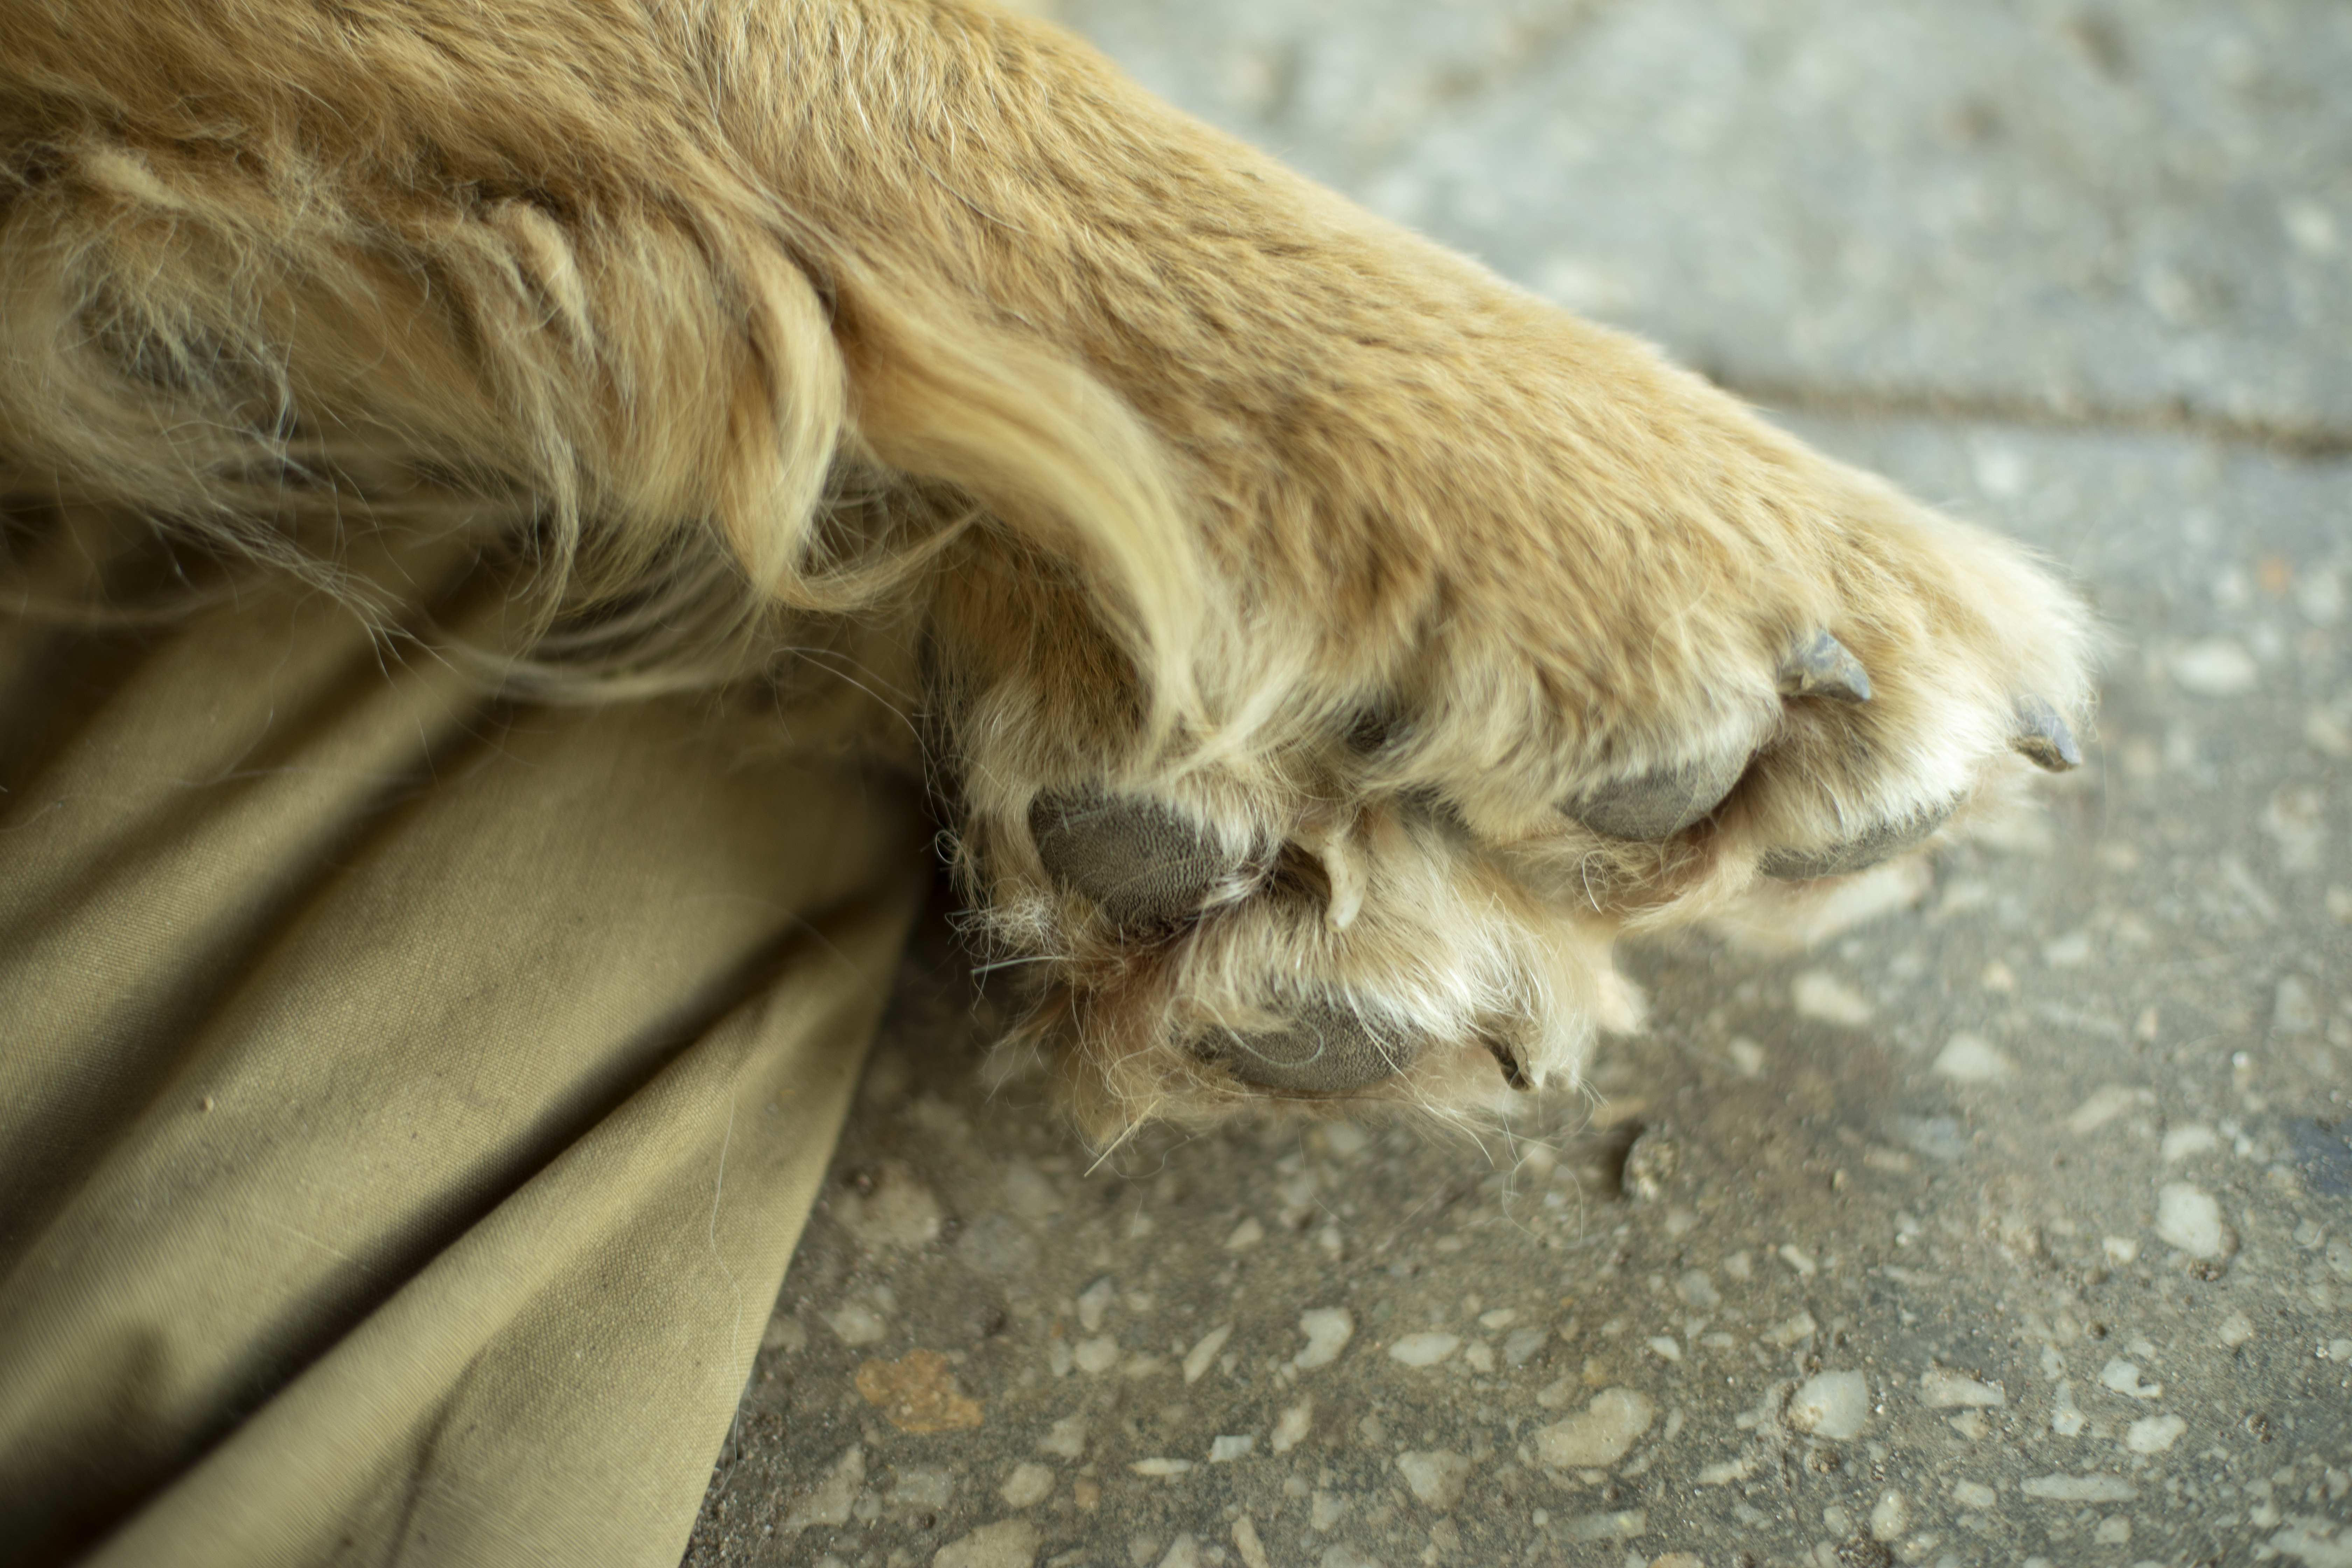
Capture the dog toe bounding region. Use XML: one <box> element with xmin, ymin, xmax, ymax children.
<box><xmin>1195</xmin><ymin>997</ymin><xmax>1419</xmax><ymax>1092</ymax></box>
<box><xmin>1561</xmin><ymin>750</ymin><xmax>1747</xmax><ymax>840</ymax></box>
<box><xmin>1756</xmin><ymin>799</ymin><xmax>1956</xmax><ymax>880</ymax></box>
<box><xmin>1030</xmin><ymin>790</ymin><xmax>1262</xmax><ymax>928</ymax></box>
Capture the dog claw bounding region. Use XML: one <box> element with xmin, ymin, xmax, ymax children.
<box><xmin>1562</xmin><ymin>750</ymin><xmax>1746</xmax><ymax>840</ymax></box>
<box><xmin>1777</xmin><ymin>629</ymin><xmax>1873</xmax><ymax>703</ymax></box>
<box><xmin>1196</xmin><ymin>998</ymin><xmax>1420</xmax><ymax>1092</ymax></box>
<box><xmin>2010</xmin><ymin>694</ymin><xmax>2081</xmax><ymax>772</ymax></box>
<box><xmin>1030</xmin><ymin>790</ymin><xmax>1260</xmax><ymax>929</ymax></box>
<box><xmin>1757</xmin><ymin>799</ymin><xmax>1956</xmax><ymax>880</ymax></box>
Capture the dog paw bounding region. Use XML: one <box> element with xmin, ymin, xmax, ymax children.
<box><xmin>939</xmin><ymin>318</ymin><xmax>2094</xmax><ymax>1138</ymax></box>
<box><xmin>887</xmin><ymin>16</ymin><xmax>2098</xmax><ymax>1138</ymax></box>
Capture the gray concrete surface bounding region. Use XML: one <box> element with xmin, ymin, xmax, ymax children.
<box><xmin>686</xmin><ymin>3</ymin><xmax>2351</xmax><ymax>1565</ymax></box>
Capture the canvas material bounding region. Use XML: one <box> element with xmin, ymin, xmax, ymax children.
<box><xmin>0</xmin><ymin>538</ymin><xmax>927</xmax><ymax>1567</ymax></box>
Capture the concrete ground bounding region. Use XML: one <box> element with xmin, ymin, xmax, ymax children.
<box><xmin>687</xmin><ymin>3</ymin><xmax>2351</xmax><ymax>1565</ymax></box>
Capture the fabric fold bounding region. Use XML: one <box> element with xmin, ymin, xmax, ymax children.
<box><xmin>0</xmin><ymin>550</ymin><xmax>929</xmax><ymax>1567</ymax></box>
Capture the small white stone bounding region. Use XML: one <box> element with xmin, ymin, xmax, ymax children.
<box><xmin>2161</xmin><ymin>1124</ymin><xmax>2219</xmax><ymax>1161</ymax></box>
<box><xmin>1073</xmin><ymin>1335</ymin><xmax>1120</xmax><ymax>1374</ymax></box>
<box><xmin>1224</xmin><ymin>1217</ymin><xmax>1265</xmax><ymax>1250</ymax></box>
<box><xmin>1477</xmin><ymin>1308</ymin><xmax>1520</xmax><ymax>1330</ymax></box>
<box><xmin>1933</xmin><ymin>1032</ymin><xmax>2015</xmax><ymax>1082</ymax></box>
<box><xmin>1077</xmin><ymin>1277</ymin><xmax>1116</xmax><ymax>1333</ymax></box>
<box><xmin>2216</xmin><ymin>1311</ymin><xmax>2255</xmax><ymax>1348</ymax></box>
<box><xmin>2042</xmin><ymin>931</ymin><xmax>2093</xmax><ymax>968</ymax></box>
<box><xmin>1394</xmin><ymin>1449</ymin><xmax>1474</xmax><ymax>1510</ymax></box>
<box><xmin>1778</xmin><ymin>1244</ymin><xmax>1819</xmax><ymax>1277</ymax></box>
<box><xmin>1387</xmin><ymin>1332</ymin><xmax>1461</xmax><ymax>1367</ymax></box>
<box><xmin>1920</xmin><ymin>1368</ymin><xmax>2005</xmax><ymax>1408</ymax></box>
<box><xmin>1869</xmin><ymin>1490</ymin><xmax>1908</xmax><ymax>1541</ymax></box>
<box><xmin>2021</xmin><ymin>1474</ymin><xmax>2136</xmax><ymax>1502</ymax></box>
<box><xmin>1951</xmin><ymin>1479</ymin><xmax>1997</xmax><ymax>1509</ymax></box>
<box><xmin>1037</xmin><ymin>1415</ymin><xmax>1086</xmax><ymax>1460</ymax></box>
<box><xmin>783</xmin><ymin>1444</ymin><xmax>865</xmax><ymax>1534</ymax></box>
<box><xmin>931</xmin><ymin>1519</ymin><xmax>1042</xmax><ymax>1568</ymax></box>
<box><xmin>1294</xmin><ymin>1308</ymin><xmax>1354</xmax><ymax>1370</ymax></box>
<box><xmin>1675</xmin><ymin>1271</ymin><xmax>1721</xmax><ymax>1310</ymax></box>
<box><xmin>1209</xmin><ymin>1435</ymin><xmax>1254</xmax><ymax>1462</ymax></box>
<box><xmin>1321</xmin><ymin>1122</ymin><xmax>1370</xmax><ymax>1158</ymax></box>
<box><xmin>1231</xmin><ymin>1516</ymin><xmax>1270</xmax><ymax>1568</ymax></box>
<box><xmin>1728</xmin><ymin>1038</ymin><xmax>1766</xmax><ymax>1076</ymax></box>
<box><xmin>1000</xmin><ymin>1462</ymin><xmax>1055</xmax><ymax>1509</ymax></box>
<box><xmin>2066</xmin><ymin>1085</ymin><xmax>2150</xmax><ymax>1134</ymax></box>
<box><xmin>1534</xmin><ymin>1388</ymin><xmax>1656</xmax><ymax>1469</ymax></box>
<box><xmin>1309</xmin><ymin>1490</ymin><xmax>1349</xmax><ymax>1531</ymax></box>
<box><xmin>2155</xmin><ymin>1183</ymin><xmax>2231</xmax><ymax>1259</ymax></box>
<box><xmin>1182</xmin><ymin>1324</ymin><xmax>1233</xmax><ymax>1385</ymax></box>
<box><xmin>761</xmin><ymin>1315</ymin><xmax>808</xmax><ymax>1353</ymax></box>
<box><xmin>2126</xmin><ymin>1415</ymin><xmax>2187</xmax><ymax>1454</ymax></box>
<box><xmin>1646</xmin><ymin>1336</ymin><xmax>1682</xmax><ymax>1362</ymax></box>
<box><xmin>1128</xmin><ymin>1458</ymin><xmax>1194</xmax><ymax>1477</ymax></box>
<box><xmin>2102</xmin><ymin>1236</ymin><xmax>2139</xmax><ymax>1265</ymax></box>
<box><xmin>1793</xmin><ymin>970</ymin><xmax>1873</xmax><ymax>1026</ymax></box>
<box><xmin>2051</xmin><ymin>1380</ymin><xmax>2086</xmax><ymax>1436</ymax></box>
<box><xmin>2275</xmin><ymin>974</ymin><xmax>2322</xmax><ymax>1031</ymax></box>
<box><xmin>1000</xmin><ymin>1162</ymin><xmax>1064</xmax><ymax>1220</ymax></box>
<box><xmin>2098</xmin><ymin>1358</ymin><xmax>2161</xmax><ymax>1399</ymax></box>
<box><xmin>824</xmin><ymin>1302</ymin><xmax>889</xmax><ymax>1346</ymax></box>
<box><xmin>1788</xmin><ymin>1371</ymin><xmax>1870</xmax><ymax>1441</ymax></box>
<box><xmin>835</xmin><ymin>1161</ymin><xmax>946</xmax><ymax>1250</ymax></box>
<box><xmin>1270</xmin><ymin>1399</ymin><xmax>1313</xmax><ymax>1452</ymax></box>
<box><xmin>2330</xmin><ymin>1338</ymin><xmax>2352</xmax><ymax>1363</ymax></box>
<box><xmin>1556</xmin><ymin>1508</ymin><xmax>1648</xmax><ymax>1542</ymax></box>
<box><xmin>2170</xmin><ymin>638</ymin><xmax>2260</xmax><ymax>696</ymax></box>
<box><xmin>1763</xmin><ymin>1311</ymin><xmax>1819</xmax><ymax>1349</ymax></box>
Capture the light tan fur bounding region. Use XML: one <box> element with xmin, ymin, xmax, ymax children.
<box><xmin>0</xmin><ymin>0</ymin><xmax>2096</xmax><ymax>1141</ymax></box>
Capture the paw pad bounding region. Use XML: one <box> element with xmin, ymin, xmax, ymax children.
<box><xmin>1029</xmin><ymin>790</ymin><xmax>1262</xmax><ymax>929</ymax></box>
<box><xmin>1563</xmin><ymin>629</ymin><xmax>1874</xmax><ymax>842</ymax></box>
<box><xmin>1192</xmin><ymin>997</ymin><xmax>1420</xmax><ymax>1092</ymax></box>
<box><xmin>1757</xmin><ymin>799</ymin><xmax>1956</xmax><ymax>880</ymax></box>
<box><xmin>1561</xmin><ymin>752</ymin><xmax>1748</xmax><ymax>841</ymax></box>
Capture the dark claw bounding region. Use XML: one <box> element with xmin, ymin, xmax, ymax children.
<box><xmin>1561</xmin><ymin>749</ymin><xmax>1746</xmax><ymax>840</ymax></box>
<box><xmin>1777</xmin><ymin>629</ymin><xmax>1873</xmax><ymax>704</ymax></box>
<box><xmin>1757</xmin><ymin>799</ymin><xmax>1957</xmax><ymax>880</ymax></box>
<box><xmin>1030</xmin><ymin>790</ymin><xmax>1260</xmax><ymax>929</ymax></box>
<box><xmin>1195</xmin><ymin>998</ymin><xmax>1420</xmax><ymax>1092</ymax></box>
<box><xmin>2011</xmin><ymin>694</ymin><xmax>2081</xmax><ymax>772</ymax></box>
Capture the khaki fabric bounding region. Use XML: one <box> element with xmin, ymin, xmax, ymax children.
<box><xmin>0</xmin><ymin>538</ymin><xmax>929</xmax><ymax>1567</ymax></box>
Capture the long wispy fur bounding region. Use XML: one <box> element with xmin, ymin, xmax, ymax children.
<box><xmin>0</xmin><ymin>0</ymin><xmax>2096</xmax><ymax>1143</ymax></box>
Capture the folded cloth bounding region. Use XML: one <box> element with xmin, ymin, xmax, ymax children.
<box><xmin>0</xmin><ymin>534</ymin><xmax>928</xmax><ymax>1567</ymax></box>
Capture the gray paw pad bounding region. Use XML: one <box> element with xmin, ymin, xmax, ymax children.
<box><xmin>1029</xmin><ymin>790</ymin><xmax>1257</xmax><ymax>929</ymax></box>
<box><xmin>1777</xmin><ymin>629</ymin><xmax>1873</xmax><ymax>703</ymax></box>
<box><xmin>1562</xmin><ymin>749</ymin><xmax>1748</xmax><ymax>840</ymax></box>
<box><xmin>1757</xmin><ymin>799</ymin><xmax>1957</xmax><ymax>880</ymax></box>
<box><xmin>2011</xmin><ymin>694</ymin><xmax>2081</xmax><ymax>772</ymax></box>
<box><xmin>1195</xmin><ymin>998</ymin><xmax>1420</xmax><ymax>1092</ymax></box>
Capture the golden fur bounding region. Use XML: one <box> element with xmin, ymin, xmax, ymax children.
<box><xmin>0</xmin><ymin>0</ymin><xmax>2096</xmax><ymax>1139</ymax></box>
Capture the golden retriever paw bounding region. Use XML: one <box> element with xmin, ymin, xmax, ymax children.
<box><xmin>920</xmin><ymin>78</ymin><xmax>2101</xmax><ymax>1137</ymax></box>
